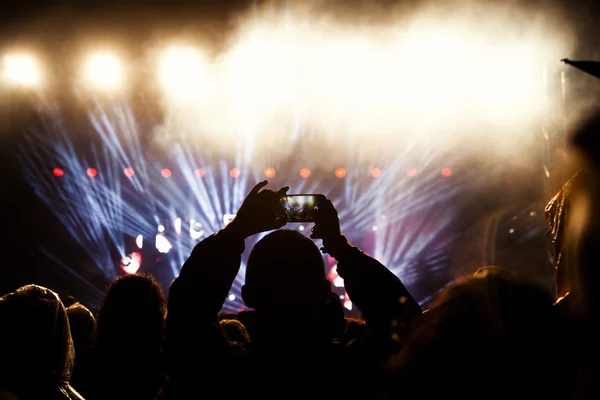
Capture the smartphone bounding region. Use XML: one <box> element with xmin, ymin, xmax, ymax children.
<box><xmin>276</xmin><ymin>194</ymin><xmax>325</xmax><ymax>222</ymax></box>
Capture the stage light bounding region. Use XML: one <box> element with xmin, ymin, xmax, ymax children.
<box><xmin>509</xmin><ymin>228</ymin><xmax>515</xmax><ymax>234</ymax></box>
<box><xmin>441</xmin><ymin>168</ymin><xmax>452</xmax><ymax>177</ymax></box>
<box><xmin>87</xmin><ymin>168</ymin><xmax>97</xmax><ymax>177</ymax></box>
<box><xmin>264</xmin><ymin>167</ymin><xmax>276</xmax><ymax>178</ymax></box>
<box><xmin>155</xmin><ymin>234</ymin><xmax>172</xmax><ymax>254</ymax></box>
<box><xmin>530</xmin><ymin>211</ymin><xmax>536</xmax><ymax>217</ymax></box>
<box><xmin>52</xmin><ymin>168</ymin><xmax>64</xmax><ymax>177</ymax></box>
<box><xmin>83</xmin><ymin>52</ymin><xmax>123</xmax><ymax>90</ymax></box>
<box><xmin>2</xmin><ymin>54</ymin><xmax>41</xmax><ymax>86</ymax></box>
<box><xmin>121</xmin><ymin>252</ymin><xmax>141</xmax><ymax>275</ymax></box>
<box><xmin>300</xmin><ymin>168</ymin><xmax>311</xmax><ymax>178</ymax></box>
<box><xmin>371</xmin><ymin>168</ymin><xmax>382</xmax><ymax>177</ymax></box>
<box><xmin>190</xmin><ymin>220</ymin><xmax>204</xmax><ymax>240</ymax></box>
<box><xmin>344</xmin><ymin>298</ymin><xmax>353</xmax><ymax>311</ymax></box>
<box><xmin>158</xmin><ymin>225</ymin><xmax>165</xmax><ymax>233</ymax></box>
<box><xmin>372</xmin><ymin>226</ymin><xmax>378</xmax><ymax>231</ymax></box>
<box><xmin>406</xmin><ymin>168</ymin><xmax>417</xmax><ymax>177</ymax></box>
<box><xmin>223</xmin><ymin>214</ymin><xmax>236</xmax><ymax>227</ymax></box>
<box><xmin>158</xmin><ymin>45</ymin><xmax>208</xmax><ymax>99</ymax></box>
<box><xmin>195</xmin><ymin>168</ymin><xmax>206</xmax><ymax>177</ymax></box>
<box><xmin>328</xmin><ymin>265</ymin><xmax>344</xmax><ymax>288</ymax></box>
<box><xmin>135</xmin><ymin>234</ymin><xmax>143</xmax><ymax>249</ymax></box>
<box><xmin>335</xmin><ymin>168</ymin><xmax>346</xmax><ymax>178</ymax></box>
<box><xmin>161</xmin><ymin>168</ymin><xmax>172</xmax><ymax>178</ymax></box>
<box><xmin>228</xmin><ymin>294</ymin><xmax>236</xmax><ymax>301</ymax></box>
<box><xmin>124</xmin><ymin>168</ymin><xmax>134</xmax><ymax>177</ymax></box>
<box><xmin>230</xmin><ymin>168</ymin><xmax>240</xmax><ymax>178</ymax></box>
<box><xmin>298</xmin><ymin>225</ymin><xmax>305</xmax><ymax>232</ymax></box>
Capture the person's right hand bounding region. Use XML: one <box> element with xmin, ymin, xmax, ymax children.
<box><xmin>226</xmin><ymin>181</ymin><xmax>289</xmax><ymax>238</ymax></box>
<box><xmin>310</xmin><ymin>198</ymin><xmax>342</xmax><ymax>242</ymax></box>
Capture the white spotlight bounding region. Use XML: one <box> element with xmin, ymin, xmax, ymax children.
<box><xmin>228</xmin><ymin>294</ymin><xmax>236</xmax><ymax>301</ymax></box>
<box><xmin>158</xmin><ymin>45</ymin><xmax>208</xmax><ymax>99</ymax></box>
<box><xmin>83</xmin><ymin>52</ymin><xmax>123</xmax><ymax>90</ymax></box>
<box><xmin>2</xmin><ymin>54</ymin><xmax>41</xmax><ymax>86</ymax></box>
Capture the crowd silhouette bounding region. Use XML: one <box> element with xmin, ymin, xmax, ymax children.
<box><xmin>2</xmin><ymin>117</ymin><xmax>600</xmax><ymax>400</ymax></box>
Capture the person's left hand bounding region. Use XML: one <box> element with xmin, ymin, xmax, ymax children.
<box><xmin>226</xmin><ymin>181</ymin><xmax>288</xmax><ymax>238</ymax></box>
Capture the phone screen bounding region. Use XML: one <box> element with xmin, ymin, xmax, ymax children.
<box><xmin>277</xmin><ymin>194</ymin><xmax>323</xmax><ymax>222</ymax></box>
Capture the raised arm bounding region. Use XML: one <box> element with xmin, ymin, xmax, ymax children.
<box><xmin>168</xmin><ymin>181</ymin><xmax>289</xmax><ymax>321</ymax></box>
<box><xmin>311</xmin><ymin>199</ymin><xmax>422</xmax><ymax>337</ymax></box>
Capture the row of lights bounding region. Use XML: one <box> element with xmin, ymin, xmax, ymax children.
<box><xmin>51</xmin><ymin>166</ymin><xmax>453</xmax><ymax>178</ymax></box>
<box><xmin>2</xmin><ymin>46</ymin><xmax>208</xmax><ymax>92</ymax></box>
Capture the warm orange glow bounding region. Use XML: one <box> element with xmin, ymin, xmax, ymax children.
<box><xmin>335</xmin><ymin>168</ymin><xmax>346</xmax><ymax>178</ymax></box>
<box><xmin>371</xmin><ymin>167</ymin><xmax>382</xmax><ymax>177</ymax></box>
<box><xmin>124</xmin><ymin>168</ymin><xmax>135</xmax><ymax>177</ymax></box>
<box><xmin>195</xmin><ymin>168</ymin><xmax>206</xmax><ymax>177</ymax></box>
<box><xmin>300</xmin><ymin>168</ymin><xmax>311</xmax><ymax>178</ymax></box>
<box><xmin>441</xmin><ymin>168</ymin><xmax>452</xmax><ymax>177</ymax></box>
<box><xmin>230</xmin><ymin>168</ymin><xmax>241</xmax><ymax>178</ymax></box>
<box><xmin>161</xmin><ymin>168</ymin><xmax>172</xmax><ymax>178</ymax></box>
<box><xmin>264</xmin><ymin>167</ymin><xmax>276</xmax><ymax>178</ymax></box>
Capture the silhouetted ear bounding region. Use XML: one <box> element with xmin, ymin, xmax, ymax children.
<box><xmin>241</xmin><ymin>285</ymin><xmax>256</xmax><ymax>308</ymax></box>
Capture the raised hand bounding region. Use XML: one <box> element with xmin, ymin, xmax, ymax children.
<box><xmin>227</xmin><ymin>181</ymin><xmax>289</xmax><ymax>238</ymax></box>
<box><xmin>310</xmin><ymin>198</ymin><xmax>342</xmax><ymax>241</ymax></box>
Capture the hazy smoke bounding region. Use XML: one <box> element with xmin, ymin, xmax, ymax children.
<box><xmin>157</xmin><ymin>0</ymin><xmax>578</xmax><ymax>172</ymax></box>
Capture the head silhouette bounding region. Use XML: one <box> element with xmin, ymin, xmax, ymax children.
<box><xmin>67</xmin><ymin>302</ymin><xmax>96</xmax><ymax>358</ymax></box>
<box><xmin>0</xmin><ymin>285</ymin><xmax>77</xmax><ymax>398</ymax></box>
<box><xmin>242</xmin><ymin>230</ymin><xmax>330</xmax><ymax>316</ymax></box>
<box><xmin>384</xmin><ymin>272</ymin><xmax>556</xmax><ymax>398</ymax></box>
<box><xmin>473</xmin><ymin>265</ymin><xmax>514</xmax><ymax>281</ymax></box>
<box><xmin>96</xmin><ymin>273</ymin><xmax>166</xmax><ymax>353</ymax></box>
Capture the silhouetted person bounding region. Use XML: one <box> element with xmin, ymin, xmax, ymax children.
<box><xmin>163</xmin><ymin>181</ymin><xmax>421</xmax><ymax>399</ymax></box>
<box><xmin>74</xmin><ymin>273</ymin><xmax>166</xmax><ymax>400</ymax></box>
<box><xmin>67</xmin><ymin>302</ymin><xmax>96</xmax><ymax>362</ymax></box>
<box><xmin>383</xmin><ymin>271</ymin><xmax>559</xmax><ymax>399</ymax></box>
<box><xmin>344</xmin><ymin>317</ymin><xmax>368</xmax><ymax>345</ymax></box>
<box><xmin>66</xmin><ymin>302</ymin><xmax>96</xmax><ymax>395</ymax></box>
<box><xmin>219</xmin><ymin>319</ymin><xmax>250</xmax><ymax>347</ymax></box>
<box><xmin>0</xmin><ymin>285</ymin><xmax>83</xmax><ymax>400</ymax></box>
<box><xmin>554</xmin><ymin>111</ymin><xmax>600</xmax><ymax>399</ymax></box>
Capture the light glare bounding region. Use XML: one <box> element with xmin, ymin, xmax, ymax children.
<box><xmin>83</xmin><ymin>52</ymin><xmax>123</xmax><ymax>90</ymax></box>
<box><xmin>3</xmin><ymin>54</ymin><xmax>41</xmax><ymax>86</ymax></box>
<box><xmin>158</xmin><ymin>45</ymin><xmax>208</xmax><ymax>99</ymax></box>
